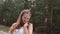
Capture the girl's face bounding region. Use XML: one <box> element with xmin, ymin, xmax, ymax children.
<box><xmin>22</xmin><ymin>13</ymin><xmax>30</xmax><ymax>24</ymax></box>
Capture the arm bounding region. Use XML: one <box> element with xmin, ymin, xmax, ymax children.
<box><xmin>23</xmin><ymin>23</ymin><xmax>29</xmax><ymax>34</ymax></box>
<box><xmin>28</xmin><ymin>23</ymin><xmax>33</xmax><ymax>34</ymax></box>
<box><xmin>8</xmin><ymin>23</ymin><xmax>16</xmax><ymax>34</ymax></box>
<box><xmin>23</xmin><ymin>23</ymin><xmax>33</xmax><ymax>34</ymax></box>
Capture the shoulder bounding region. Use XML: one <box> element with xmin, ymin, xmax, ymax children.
<box><xmin>29</xmin><ymin>23</ymin><xmax>33</xmax><ymax>30</ymax></box>
<box><xmin>9</xmin><ymin>23</ymin><xmax>17</xmax><ymax>32</ymax></box>
<box><xmin>29</xmin><ymin>23</ymin><xmax>33</xmax><ymax>27</ymax></box>
<box><xmin>10</xmin><ymin>23</ymin><xmax>17</xmax><ymax>28</ymax></box>
<box><xmin>12</xmin><ymin>23</ymin><xmax>17</xmax><ymax>26</ymax></box>
<box><xmin>9</xmin><ymin>23</ymin><xmax>17</xmax><ymax>30</ymax></box>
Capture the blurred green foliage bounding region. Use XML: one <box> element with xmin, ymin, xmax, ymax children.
<box><xmin>0</xmin><ymin>0</ymin><xmax>60</xmax><ymax>34</ymax></box>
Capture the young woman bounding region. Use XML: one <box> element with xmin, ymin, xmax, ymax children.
<box><xmin>8</xmin><ymin>9</ymin><xmax>33</xmax><ymax>34</ymax></box>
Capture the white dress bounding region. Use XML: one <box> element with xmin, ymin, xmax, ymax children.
<box><xmin>13</xmin><ymin>27</ymin><xmax>24</xmax><ymax>34</ymax></box>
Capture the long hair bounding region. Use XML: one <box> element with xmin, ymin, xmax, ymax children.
<box><xmin>13</xmin><ymin>9</ymin><xmax>31</xmax><ymax>30</ymax></box>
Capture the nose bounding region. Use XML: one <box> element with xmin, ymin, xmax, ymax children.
<box><xmin>25</xmin><ymin>18</ymin><xmax>29</xmax><ymax>22</ymax></box>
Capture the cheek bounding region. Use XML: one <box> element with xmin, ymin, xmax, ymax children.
<box><xmin>26</xmin><ymin>18</ymin><xmax>30</xmax><ymax>22</ymax></box>
<box><xmin>22</xmin><ymin>17</ymin><xmax>25</xmax><ymax>22</ymax></box>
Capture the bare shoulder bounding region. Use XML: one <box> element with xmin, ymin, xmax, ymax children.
<box><xmin>9</xmin><ymin>23</ymin><xmax>17</xmax><ymax>32</ymax></box>
<box><xmin>10</xmin><ymin>23</ymin><xmax>17</xmax><ymax>28</ymax></box>
<box><xmin>12</xmin><ymin>23</ymin><xmax>17</xmax><ymax>26</ymax></box>
<box><xmin>29</xmin><ymin>23</ymin><xmax>33</xmax><ymax>26</ymax></box>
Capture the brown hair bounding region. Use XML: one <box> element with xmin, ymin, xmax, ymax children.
<box><xmin>14</xmin><ymin>9</ymin><xmax>31</xmax><ymax>29</ymax></box>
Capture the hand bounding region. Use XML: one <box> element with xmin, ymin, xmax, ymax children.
<box><xmin>23</xmin><ymin>23</ymin><xmax>28</xmax><ymax>27</ymax></box>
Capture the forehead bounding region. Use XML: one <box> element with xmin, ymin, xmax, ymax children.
<box><xmin>23</xmin><ymin>13</ymin><xmax>30</xmax><ymax>18</ymax></box>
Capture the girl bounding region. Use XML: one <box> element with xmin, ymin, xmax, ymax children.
<box><xmin>8</xmin><ymin>9</ymin><xmax>33</xmax><ymax>34</ymax></box>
